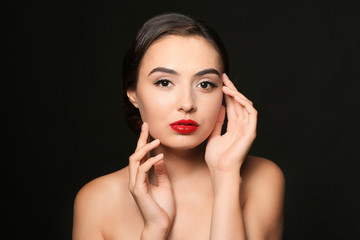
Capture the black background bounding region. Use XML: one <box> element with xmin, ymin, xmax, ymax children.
<box><xmin>6</xmin><ymin>1</ymin><xmax>360</xmax><ymax>239</ymax></box>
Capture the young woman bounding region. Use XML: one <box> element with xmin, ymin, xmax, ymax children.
<box><xmin>73</xmin><ymin>13</ymin><xmax>285</xmax><ymax>240</ymax></box>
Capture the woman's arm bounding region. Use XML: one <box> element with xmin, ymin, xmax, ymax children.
<box><xmin>206</xmin><ymin>74</ymin><xmax>284</xmax><ymax>239</ymax></box>
<box><xmin>210</xmin><ymin>157</ymin><xmax>285</xmax><ymax>240</ymax></box>
<box><xmin>205</xmin><ymin>73</ymin><xmax>256</xmax><ymax>239</ymax></box>
<box><xmin>210</xmin><ymin>171</ymin><xmax>246</xmax><ymax>239</ymax></box>
<box><xmin>128</xmin><ymin>122</ymin><xmax>175</xmax><ymax>240</ymax></box>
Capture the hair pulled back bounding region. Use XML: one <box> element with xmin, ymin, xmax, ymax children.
<box><xmin>122</xmin><ymin>13</ymin><xmax>229</xmax><ymax>134</ymax></box>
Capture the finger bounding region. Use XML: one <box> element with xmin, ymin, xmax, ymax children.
<box><xmin>131</xmin><ymin>122</ymin><xmax>148</xmax><ymax>186</ymax></box>
<box><xmin>136</xmin><ymin>122</ymin><xmax>149</xmax><ymax>150</ymax></box>
<box><xmin>128</xmin><ymin>160</ymin><xmax>140</xmax><ymax>189</ymax></box>
<box><xmin>209</xmin><ymin>105</ymin><xmax>225</xmax><ymax>138</ymax></box>
<box><xmin>222</xmin><ymin>73</ymin><xmax>238</xmax><ymax>91</ymax></box>
<box><xmin>234</xmin><ymin>96</ymin><xmax>257</xmax><ymax>114</ymax></box>
<box><xmin>154</xmin><ymin>159</ymin><xmax>171</xmax><ymax>187</ymax></box>
<box><xmin>223</xmin><ymin>86</ymin><xmax>243</xmax><ymax>118</ymax></box>
<box><xmin>234</xmin><ymin>96</ymin><xmax>258</xmax><ymax>124</ymax></box>
<box><xmin>234</xmin><ymin>96</ymin><xmax>250</xmax><ymax>122</ymax></box>
<box><xmin>222</xmin><ymin>73</ymin><xmax>254</xmax><ymax>105</ymax></box>
<box><xmin>139</xmin><ymin>153</ymin><xmax>164</xmax><ymax>172</ymax></box>
<box><xmin>131</xmin><ymin>139</ymin><xmax>160</xmax><ymax>164</ymax></box>
<box><xmin>129</xmin><ymin>139</ymin><xmax>160</xmax><ymax>187</ymax></box>
<box><xmin>131</xmin><ymin>154</ymin><xmax>166</xmax><ymax>222</ymax></box>
<box><xmin>135</xmin><ymin>153</ymin><xmax>164</xmax><ymax>188</ymax></box>
<box><xmin>223</xmin><ymin>86</ymin><xmax>253</xmax><ymax>106</ymax></box>
<box><xmin>224</xmin><ymin>89</ymin><xmax>239</xmax><ymax>119</ymax></box>
<box><xmin>237</xmin><ymin>92</ymin><xmax>253</xmax><ymax>105</ymax></box>
<box><xmin>223</xmin><ymin>86</ymin><xmax>253</xmax><ymax>119</ymax></box>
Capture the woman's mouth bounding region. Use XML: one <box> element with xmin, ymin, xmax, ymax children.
<box><xmin>169</xmin><ymin>119</ymin><xmax>199</xmax><ymax>134</ymax></box>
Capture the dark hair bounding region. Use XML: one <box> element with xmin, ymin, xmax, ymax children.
<box><xmin>122</xmin><ymin>12</ymin><xmax>229</xmax><ymax>134</ymax></box>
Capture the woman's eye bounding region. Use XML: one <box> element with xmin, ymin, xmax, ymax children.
<box><xmin>155</xmin><ymin>79</ymin><xmax>173</xmax><ymax>88</ymax></box>
<box><xmin>198</xmin><ymin>81</ymin><xmax>218</xmax><ymax>89</ymax></box>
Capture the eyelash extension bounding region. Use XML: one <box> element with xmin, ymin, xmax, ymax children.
<box><xmin>199</xmin><ymin>81</ymin><xmax>218</xmax><ymax>88</ymax></box>
<box><xmin>154</xmin><ymin>79</ymin><xmax>172</xmax><ymax>88</ymax></box>
<box><xmin>154</xmin><ymin>79</ymin><xmax>218</xmax><ymax>89</ymax></box>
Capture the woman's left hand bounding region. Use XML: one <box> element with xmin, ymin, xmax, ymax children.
<box><xmin>205</xmin><ymin>73</ymin><xmax>258</xmax><ymax>175</ymax></box>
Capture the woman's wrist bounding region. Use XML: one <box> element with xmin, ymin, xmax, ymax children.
<box><xmin>208</xmin><ymin>161</ymin><xmax>242</xmax><ymax>178</ymax></box>
<box><xmin>141</xmin><ymin>224</ymin><xmax>170</xmax><ymax>240</ymax></box>
<box><xmin>210</xmin><ymin>170</ymin><xmax>242</xmax><ymax>194</ymax></box>
<box><xmin>141</xmin><ymin>219</ymin><xmax>172</xmax><ymax>240</ymax></box>
<box><xmin>206</xmin><ymin>155</ymin><xmax>245</xmax><ymax>177</ymax></box>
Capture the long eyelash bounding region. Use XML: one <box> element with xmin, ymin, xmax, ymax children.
<box><xmin>154</xmin><ymin>79</ymin><xmax>172</xmax><ymax>88</ymax></box>
<box><xmin>153</xmin><ymin>79</ymin><xmax>163</xmax><ymax>84</ymax></box>
<box><xmin>209</xmin><ymin>82</ymin><xmax>218</xmax><ymax>87</ymax></box>
<box><xmin>154</xmin><ymin>79</ymin><xmax>166</xmax><ymax>84</ymax></box>
<box><xmin>202</xmin><ymin>81</ymin><xmax>218</xmax><ymax>88</ymax></box>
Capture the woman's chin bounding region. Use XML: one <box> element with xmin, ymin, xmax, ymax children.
<box><xmin>159</xmin><ymin>135</ymin><xmax>208</xmax><ymax>151</ymax></box>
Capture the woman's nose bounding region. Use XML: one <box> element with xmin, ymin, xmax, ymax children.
<box><xmin>177</xmin><ymin>89</ymin><xmax>197</xmax><ymax>113</ymax></box>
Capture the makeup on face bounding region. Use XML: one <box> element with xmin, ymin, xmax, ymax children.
<box><xmin>170</xmin><ymin>119</ymin><xmax>199</xmax><ymax>134</ymax></box>
<box><xmin>134</xmin><ymin>36</ymin><xmax>224</xmax><ymax>149</ymax></box>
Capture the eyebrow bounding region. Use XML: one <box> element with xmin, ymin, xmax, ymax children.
<box><xmin>148</xmin><ymin>67</ymin><xmax>220</xmax><ymax>77</ymax></box>
<box><xmin>148</xmin><ymin>67</ymin><xmax>178</xmax><ymax>76</ymax></box>
<box><xmin>194</xmin><ymin>68</ymin><xmax>220</xmax><ymax>77</ymax></box>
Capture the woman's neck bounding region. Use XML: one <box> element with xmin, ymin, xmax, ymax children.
<box><xmin>150</xmin><ymin>142</ymin><xmax>209</xmax><ymax>184</ymax></box>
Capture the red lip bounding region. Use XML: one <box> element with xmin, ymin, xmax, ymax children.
<box><xmin>170</xmin><ymin>119</ymin><xmax>199</xmax><ymax>134</ymax></box>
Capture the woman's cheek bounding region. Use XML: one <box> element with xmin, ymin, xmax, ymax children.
<box><xmin>140</xmin><ymin>96</ymin><xmax>171</xmax><ymax>137</ymax></box>
<box><xmin>138</xmin><ymin>91</ymin><xmax>165</xmax><ymax>119</ymax></box>
<box><xmin>203</xmin><ymin>93</ymin><xmax>223</xmax><ymax>120</ymax></box>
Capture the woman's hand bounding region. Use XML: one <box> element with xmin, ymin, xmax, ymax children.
<box><xmin>128</xmin><ymin>122</ymin><xmax>175</xmax><ymax>239</ymax></box>
<box><xmin>205</xmin><ymin>73</ymin><xmax>258</xmax><ymax>176</ymax></box>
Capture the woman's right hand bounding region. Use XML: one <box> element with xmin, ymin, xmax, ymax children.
<box><xmin>128</xmin><ymin>122</ymin><xmax>175</xmax><ymax>239</ymax></box>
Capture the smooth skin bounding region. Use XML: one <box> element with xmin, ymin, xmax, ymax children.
<box><xmin>73</xmin><ymin>36</ymin><xmax>285</xmax><ymax>240</ymax></box>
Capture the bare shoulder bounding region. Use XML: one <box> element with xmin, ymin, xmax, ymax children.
<box><xmin>74</xmin><ymin>167</ymin><xmax>130</xmax><ymax>207</ymax></box>
<box><xmin>241</xmin><ymin>155</ymin><xmax>285</xmax><ymax>205</ymax></box>
<box><xmin>241</xmin><ymin>155</ymin><xmax>285</xmax><ymax>239</ymax></box>
<box><xmin>242</xmin><ymin>155</ymin><xmax>285</xmax><ymax>188</ymax></box>
<box><xmin>73</xmin><ymin>167</ymin><xmax>131</xmax><ymax>239</ymax></box>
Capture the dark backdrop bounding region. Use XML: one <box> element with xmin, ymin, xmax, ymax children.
<box><xmin>6</xmin><ymin>1</ymin><xmax>360</xmax><ymax>239</ymax></box>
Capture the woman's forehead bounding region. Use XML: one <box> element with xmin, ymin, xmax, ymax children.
<box><xmin>138</xmin><ymin>35</ymin><xmax>222</xmax><ymax>76</ymax></box>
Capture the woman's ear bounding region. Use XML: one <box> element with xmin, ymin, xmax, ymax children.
<box><xmin>127</xmin><ymin>89</ymin><xmax>139</xmax><ymax>108</ymax></box>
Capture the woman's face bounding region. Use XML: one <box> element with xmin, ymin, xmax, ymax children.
<box><xmin>127</xmin><ymin>35</ymin><xmax>223</xmax><ymax>150</ymax></box>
